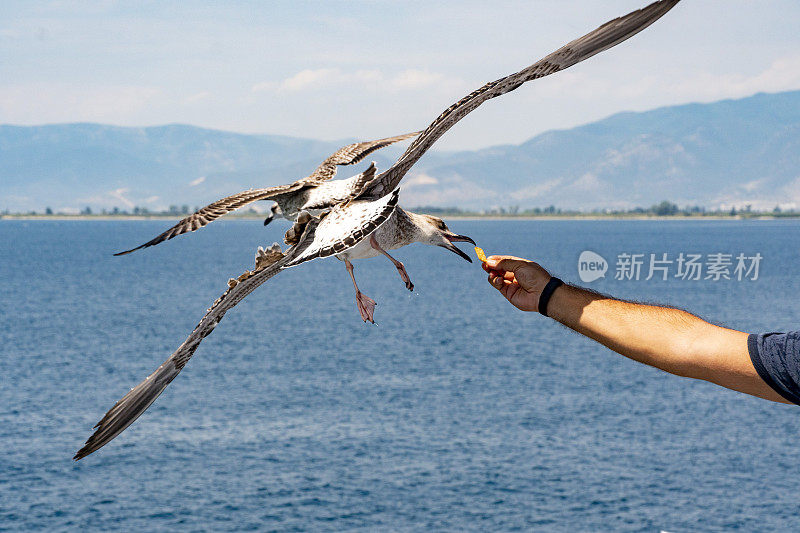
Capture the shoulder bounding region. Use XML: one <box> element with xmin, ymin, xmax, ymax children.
<box><xmin>748</xmin><ymin>331</ymin><xmax>800</xmax><ymax>405</ymax></box>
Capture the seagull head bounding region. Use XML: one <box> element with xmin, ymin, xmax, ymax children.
<box><xmin>415</xmin><ymin>214</ymin><xmax>475</xmax><ymax>262</ymax></box>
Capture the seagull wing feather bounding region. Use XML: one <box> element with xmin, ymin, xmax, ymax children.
<box><xmin>306</xmin><ymin>131</ymin><xmax>420</xmax><ymax>183</ymax></box>
<box><xmin>114</xmin><ymin>184</ymin><xmax>307</xmax><ymax>255</ymax></box>
<box><xmin>74</xmin><ymin>220</ymin><xmax>320</xmax><ymax>460</ymax></box>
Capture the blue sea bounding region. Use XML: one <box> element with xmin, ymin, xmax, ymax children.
<box><xmin>2</xmin><ymin>218</ymin><xmax>800</xmax><ymax>531</ymax></box>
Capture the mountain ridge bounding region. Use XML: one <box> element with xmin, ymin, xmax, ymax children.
<box><xmin>2</xmin><ymin>90</ymin><xmax>799</xmax><ymax>213</ymax></box>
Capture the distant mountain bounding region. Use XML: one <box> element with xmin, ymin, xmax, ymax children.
<box><xmin>400</xmin><ymin>90</ymin><xmax>800</xmax><ymax>211</ymax></box>
<box><xmin>2</xmin><ymin>90</ymin><xmax>799</xmax><ymax>213</ymax></box>
<box><xmin>0</xmin><ymin>123</ymin><xmax>354</xmax><ymax>212</ymax></box>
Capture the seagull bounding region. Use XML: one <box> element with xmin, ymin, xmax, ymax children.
<box><xmin>75</xmin><ymin>0</ymin><xmax>680</xmax><ymax>459</ymax></box>
<box><xmin>285</xmin><ymin>202</ymin><xmax>475</xmax><ymax>323</ymax></box>
<box><xmin>75</xmin><ymin>189</ymin><xmax>475</xmax><ymax>459</ymax></box>
<box><xmin>113</xmin><ymin>131</ymin><xmax>419</xmax><ymax>255</ymax></box>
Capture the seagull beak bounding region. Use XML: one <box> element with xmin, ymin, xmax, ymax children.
<box><xmin>447</xmin><ymin>233</ymin><xmax>476</xmax><ymax>246</ymax></box>
<box><xmin>441</xmin><ymin>233</ymin><xmax>476</xmax><ymax>263</ymax></box>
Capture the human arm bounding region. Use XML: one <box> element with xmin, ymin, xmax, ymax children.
<box><xmin>483</xmin><ymin>255</ymin><xmax>792</xmax><ymax>404</ymax></box>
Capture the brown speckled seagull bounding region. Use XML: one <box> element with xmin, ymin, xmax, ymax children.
<box><xmin>75</xmin><ymin>0</ymin><xmax>680</xmax><ymax>459</ymax></box>
<box><xmin>113</xmin><ymin>131</ymin><xmax>419</xmax><ymax>255</ymax></box>
<box><xmin>75</xmin><ymin>188</ymin><xmax>474</xmax><ymax>459</ymax></box>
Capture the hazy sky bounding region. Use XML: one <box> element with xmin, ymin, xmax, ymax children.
<box><xmin>2</xmin><ymin>1</ymin><xmax>799</xmax><ymax>150</ymax></box>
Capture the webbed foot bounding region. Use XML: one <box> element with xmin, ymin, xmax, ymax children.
<box><xmin>355</xmin><ymin>291</ymin><xmax>377</xmax><ymax>324</ymax></box>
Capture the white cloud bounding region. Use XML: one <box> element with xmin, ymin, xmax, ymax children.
<box><xmin>390</xmin><ymin>69</ymin><xmax>448</xmax><ymax>90</ymax></box>
<box><xmin>281</xmin><ymin>68</ymin><xmax>339</xmax><ymax>92</ymax></box>
<box><xmin>529</xmin><ymin>54</ymin><xmax>800</xmax><ymax>106</ymax></box>
<box><xmin>669</xmin><ymin>55</ymin><xmax>800</xmax><ymax>101</ymax></box>
<box><xmin>190</xmin><ymin>176</ymin><xmax>206</xmax><ymax>186</ymax></box>
<box><xmin>252</xmin><ymin>68</ymin><xmax>343</xmax><ymax>93</ymax></box>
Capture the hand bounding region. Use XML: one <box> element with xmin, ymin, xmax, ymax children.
<box><xmin>482</xmin><ymin>255</ymin><xmax>552</xmax><ymax>312</ymax></box>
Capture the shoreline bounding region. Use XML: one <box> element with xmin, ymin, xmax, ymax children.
<box><xmin>2</xmin><ymin>214</ymin><xmax>796</xmax><ymax>222</ymax></box>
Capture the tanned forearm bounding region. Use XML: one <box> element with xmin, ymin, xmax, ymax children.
<box><xmin>545</xmin><ymin>284</ymin><xmax>790</xmax><ymax>403</ymax></box>
<box><xmin>484</xmin><ymin>255</ymin><xmax>789</xmax><ymax>403</ymax></box>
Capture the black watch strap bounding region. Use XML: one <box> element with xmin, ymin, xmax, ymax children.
<box><xmin>538</xmin><ymin>277</ymin><xmax>564</xmax><ymax>317</ymax></box>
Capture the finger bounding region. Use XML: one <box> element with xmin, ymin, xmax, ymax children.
<box><xmin>483</xmin><ymin>262</ymin><xmax>508</xmax><ymax>274</ymax></box>
<box><xmin>501</xmin><ymin>281</ymin><xmax>520</xmax><ymax>301</ymax></box>
<box><xmin>485</xmin><ymin>256</ymin><xmax>531</xmax><ymax>273</ymax></box>
<box><xmin>489</xmin><ymin>270</ymin><xmax>517</xmax><ymax>282</ymax></box>
<box><xmin>488</xmin><ymin>274</ymin><xmax>508</xmax><ymax>291</ymax></box>
<box><xmin>486</xmin><ymin>268</ymin><xmax>509</xmax><ymax>279</ymax></box>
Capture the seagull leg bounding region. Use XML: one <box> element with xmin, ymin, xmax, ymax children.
<box><xmin>345</xmin><ymin>258</ymin><xmax>377</xmax><ymax>324</ymax></box>
<box><xmin>370</xmin><ymin>234</ymin><xmax>413</xmax><ymax>291</ymax></box>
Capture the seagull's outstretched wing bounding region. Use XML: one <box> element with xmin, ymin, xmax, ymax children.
<box><xmin>114</xmin><ymin>184</ymin><xmax>308</xmax><ymax>255</ymax></box>
<box><xmin>114</xmin><ymin>132</ymin><xmax>417</xmax><ymax>256</ymax></box>
<box><xmin>74</xmin><ymin>192</ymin><xmax>400</xmax><ymax>460</ymax></box>
<box><xmin>359</xmin><ymin>0</ymin><xmax>680</xmax><ymax>200</ymax></box>
<box><xmin>74</xmin><ymin>223</ymin><xmax>318</xmax><ymax>459</ymax></box>
<box><xmin>305</xmin><ymin>131</ymin><xmax>420</xmax><ymax>183</ymax></box>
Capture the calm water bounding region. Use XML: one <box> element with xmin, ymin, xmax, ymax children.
<box><xmin>2</xmin><ymin>218</ymin><xmax>800</xmax><ymax>531</ymax></box>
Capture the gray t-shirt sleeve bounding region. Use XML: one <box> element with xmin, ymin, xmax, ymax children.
<box><xmin>748</xmin><ymin>332</ymin><xmax>800</xmax><ymax>405</ymax></box>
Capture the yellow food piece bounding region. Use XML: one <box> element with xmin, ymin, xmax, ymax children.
<box><xmin>474</xmin><ymin>246</ymin><xmax>487</xmax><ymax>262</ymax></box>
